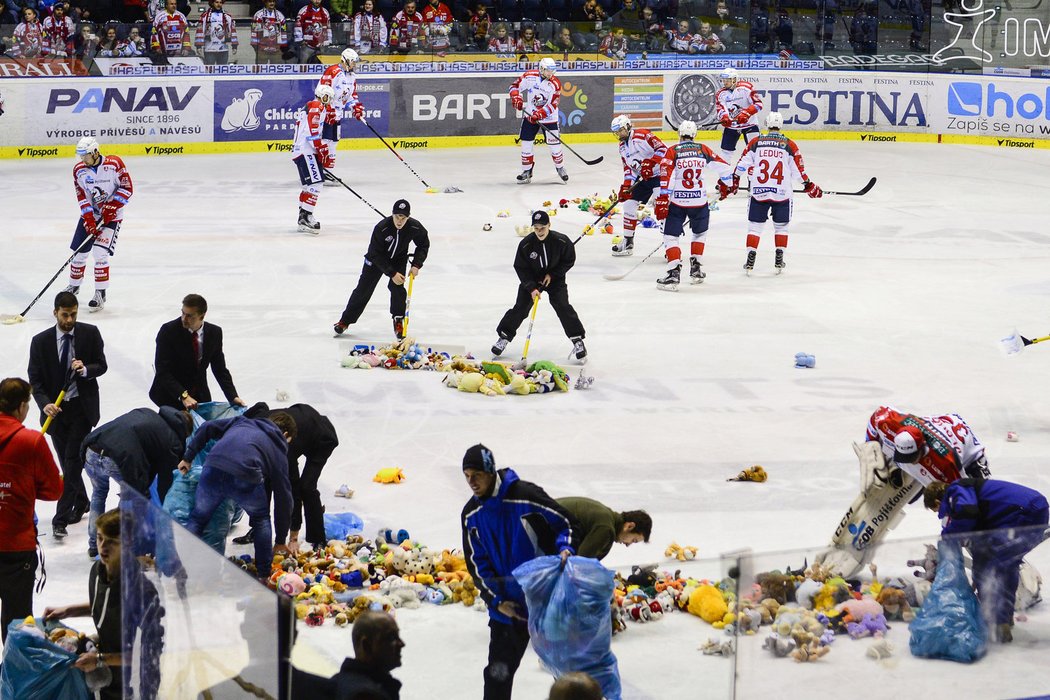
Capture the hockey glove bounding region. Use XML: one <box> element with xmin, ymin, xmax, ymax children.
<box><xmin>720</xmin><ymin>114</ymin><xmax>732</xmax><ymax>128</ymax></box>
<box><xmin>100</xmin><ymin>202</ymin><xmax>121</xmax><ymax>225</ymax></box>
<box><xmin>735</xmin><ymin>110</ymin><xmax>751</xmax><ymax>125</ymax></box>
<box><xmin>617</xmin><ymin>181</ymin><xmax>634</xmax><ymax>203</ymax></box>
<box><xmin>512</xmin><ymin>95</ymin><xmax>524</xmax><ymax>111</ymax></box>
<box><xmin>352</xmin><ymin>103</ymin><xmax>364</xmax><ymax>120</ymax></box>
<box><xmin>82</xmin><ymin>212</ymin><xmax>99</xmax><ymax>236</ymax></box>
<box><xmin>639</xmin><ymin>160</ymin><xmax>655</xmax><ymax>181</ymax></box>
<box><xmin>717</xmin><ymin>180</ymin><xmax>732</xmax><ymax>201</ymax></box>
<box><xmin>318</xmin><ymin>144</ymin><xmax>334</xmax><ymax>169</ymax></box>
<box><xmin>654</xmin><ymin>194</ymin><xmax>669</xmax><ymax>220</ymax></box>
<box><xmin>803</xmin><ymin>181</ymin><xmax>823</xmax><ymax>198</ymax></box>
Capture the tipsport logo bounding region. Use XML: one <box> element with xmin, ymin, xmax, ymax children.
<box><xmin>934</xmin><ymin>0</ymin><xmax>1050</xmax><ymax>63</ymax></box>
<box><xmin>558</xmin><ymin>82</ymin><xmax>589</xmax><ymax>127</ymax></box>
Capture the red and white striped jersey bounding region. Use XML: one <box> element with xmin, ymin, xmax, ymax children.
<box><xmin>11</xmin><ymin>20</ymin><xmax>44</xmax><ymax>58</ymax></box>
<box><xmin>866</xmin><ymin>406</ymin><xmax>986</xmax><ymax>486</ymax></box>
<box><xmin>510</xmin><ymin>70</ymin><xmax>561</xmax><ymax>123</ymax></box>
<box><xmin>74</xmin><ymin>156</ymin><xmax>133</xmax><ymax>222</ymax></box>
<box><xmin>319</xmin><ymin>64</ymin><xmax>360</xmax><ymax>111</ymax></box>
<box><xmin>41</xmin><ymin>14</ymin><xmax>75</xmax><ymax>57</ymax></box>
<box><xmin>389</xmin><ymin>10</ymin><xmax>424</xmax><ymax>49</ymax></box>
<box><xmin>665</xmin><ymin>29</ymin><xmax>692</xmax><ymax>52</ymax></box>
<box><xmin>251</xmin><ymin>8</ymin><xmax>287</xmax><ymax>53</ymax></box>
<box><xmin>292</xmin><ymin>99</ymin><xmax>336</xmax><ymax>157</ymax></box>
<box><xmin>734</xmin><ymin>133</ymin><xmax>807</xmax><ymax>202</ymax></box>
<box><xmin>658</xmin><ymin>141</ymin><xmax>726</xmax><ymax>207</ymax></box>
<box><xmin>716</xmin><ymin>81</ymin><xmax>763</xmax><ymax>130</ymax></box>
<box><xmin>195</xmin><ymin>8</ymin><xmax>238</xmax><ymax>51</ymax></box>
<box><xmin>352</xmin><ymin>11</ymin><xmax>387</xmax><ymax>52</ymax></box>
<box><xmin>421</xmin><ymin>2</ymin><xmax>453</xmax><ymax>50</ymax></box>
<box><xmin>151</xmin><ymin>11</ymin><xmax>191</xmax><ymax>56</ymax></box>
<box><xmin>618</xmin><ymin>128</ymin><xmax>667</xmax><ymax>181</ymax></box>
<box><xmin>488</xmin><ymin>35</ymin><xmax>512</xmax><ymax>51</ymax></box>
<box><xmin>294</xmin><ymin>5</ymin><xmax>331</xmax><ymax>48</ymax></box>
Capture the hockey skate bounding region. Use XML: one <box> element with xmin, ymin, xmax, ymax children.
<box><xmin>774</xmin><ymin>249</ymin><xmax>786</xmax><ymax>274</ymax></box>
<box><xmin>88</xmin><ymin>289</ymin><xmax>105</xmax><ymax>312</ymax></box>
<box><xmin>298</xmin><ymin>208</ymin><xmax>320</xmax><ymax>234</ymax></box>
<box><xmin>333</xmin><ymin>321</ymin><xmax>348</xmax><ymax>336</ymax></box>
<box><xmin>62</xmin><ymin>285</ymin><xmax>80</xmax><ymax>296</ymax></box>
<box><xmin>393</xmin><ymin>316</ymin><xmax>405</xmax><ymax>339</ymax></box>
<box><xmin>743</xmin><ymin>249</ymin><xmax>757</xmax><ymax>274</ymax></box>
<box><xmin>570</xmin><ymin>336</ymin><xmax>587</xmax><ymax>363</ymax></box>
<box><xmin>516</xmin><ymin>167</ymin><xmax>533</xmax><ymax>184</ymax></box>
<box><xmin>611</xmin><ymin>236</ymin><xmax>634</xmax><ymax>257</ymax></box>
<box><xmin>656</xmin><ymin>265</ymin><xmax>680</xmax><ymax>292</ymax></box>
<box><xmin>491</xmin><ymin>337</ymin><xmax>509</xmax><ymax>356</ymax></box>
<box><xmin>556</xmin><ymin>166</ymin><xmax>569</xmax><ymax>182</ymax></box>
<box><xmin>690</xmin><ymin>259</ymin><xmax>706</xmax><ymax>285</ymax></box>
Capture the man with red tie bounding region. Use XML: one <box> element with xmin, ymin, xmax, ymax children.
<box><xmin>149</xmin><ymin>294</ymin><xmax>245</xmax><ymax>410</ymax></box>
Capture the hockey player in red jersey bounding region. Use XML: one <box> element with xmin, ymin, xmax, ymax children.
<box><xmin>653</xmin><ymin>119</ymin><xmax>727</xmax><ymax>290</ymax></box>
<box><xmin>611</xmin><ymin>114</ymin><xmax>667</xmax><ymax>257</ymax></box>
<box><xmin>66</xmin><ymin>138</ymin><xmax>133</xmax><ymax>312</ymax></box>
<box><xmin>510</xmin><ymin>57</ymin><xmax>566</xmax><ymax>184</ymax></box>
<box><xmin>721</xmin><ymin>111</ymin><xmax>821</xmax><ymax>273</ymax></box>
<box><xmin>292</xmin><ymin>84</ymin><xmax>337</xmax><ymax>234</ymax></box>
<box><xmin>714</xmin><ymin>67</ymin><xmax>762</xmax><ymax>189</ymax></box>
<box><xmin>317</xmin><ymin>48</ymin><xmax>365</xmax><ymax>182</ymax></box>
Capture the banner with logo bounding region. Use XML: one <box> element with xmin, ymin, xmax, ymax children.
<box><xmin>213</xmin><ymin>78</ymin><xmax>390</xmax><ymax>143</ymax></box>
<box><xmin>388</xmin><ymin>75</ymin><xmax>613</xmax><ymax>137</ymax></box>
<box><xmin>0</xmin><ymin>58</ymin><xmax>88</xmax><ymax>77</ymax></box>
<box><xmin>931</xmin><ymin>78</ymin><xmax>1050</xmax><ymax>142</ymax></box>
<box><xmin>93</xmin><ymin>56</ymin><xmax>206</xmax><ymax>76</ymax></box>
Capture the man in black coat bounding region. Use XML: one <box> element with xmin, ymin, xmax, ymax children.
<box><xmin>333</xmin><ymin>199</ymin><xmax>430</xmax><ymax>340</ymax></box>
<box><xmin>80</xmin><ymin>406</ymin><xmax>192</xmax><ymax>556</ymax></box>
<box><xmin>148</xmin><ymin>293</ymin><xmax>244</xmax><ymax>410</ymax></box>
<box><xmin>492</xmin><ymin>210</ymin><xmax>587</xmax><ymax>361</ymax></box>
<box><xmin>27</xmin><ymin>291</ymin><xmax>108</xmax><ymax>538</ymax></box>
<box><xmin>293</xmin><ymin>611</ymin><xmax>404</xmax><ymax>699</ymax></box>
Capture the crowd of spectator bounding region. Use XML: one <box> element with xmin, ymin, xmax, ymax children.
<box><xmin>0</xmin><ymin>0</ymin><xmax>914</xmax><ymax>63</ymax></box>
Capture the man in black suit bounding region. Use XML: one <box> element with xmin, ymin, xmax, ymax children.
<box><xmin>27</xmin><ymin>291</ymin><xmax>108</xmax><ymax>538</ymax></box>
<box><xmin>148</xmin><ymin>293</ymin><xmax>245</xmax><ymax>410</ymax></box>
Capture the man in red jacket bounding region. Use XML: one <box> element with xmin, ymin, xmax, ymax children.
<box><xmin>0</xmin><ymin>377</ymin><xmax>63</xmax><ymax>642</ymax></box>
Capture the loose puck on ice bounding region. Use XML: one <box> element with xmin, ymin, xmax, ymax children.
<box><xmin>1006</xmin><ymin>431</ymin><xmax>1019</xmax><ymax>442</ymax></box>
<box><xmin>482</xmin><ymin>223</ymin><xmax>492</xmax><ymax>231</ymax></box>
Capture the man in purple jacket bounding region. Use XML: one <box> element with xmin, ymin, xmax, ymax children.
<box><xmin>178</xmin><ymin>412</ymin><xmax>297</xmax><ymax>575</ymax></box>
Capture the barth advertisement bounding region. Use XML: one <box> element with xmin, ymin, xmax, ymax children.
<box><xmin>388</xmin><ymin>75</ymin><xmax>614</xmax><ymax>137</ymax></box>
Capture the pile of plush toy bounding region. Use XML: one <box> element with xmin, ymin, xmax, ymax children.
<box><xmin>443</xmin><ymin>357</ymin><xmax>571</xmax><ymax>396</ymax></box>
<box><xmin>341</xmin><ymin>338</ymin><xmax>457</xmax><ymax>371</ymax></box>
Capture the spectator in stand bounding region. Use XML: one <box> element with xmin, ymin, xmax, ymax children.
<box><xmin>119</xmin><ymin>24</ymin><xmax>146</xmax><ymax>54</ymax></box>
<box><xmin>468</xmin><ymin>2</ymin><xmax>489</xmax><ymax>50</ymax></box>
<box><xmin>640</xmin><ymin>6</ymin><xmax>665</xmax><ymax>51</ymax></box>
<box><xmin>815</xmin><ymin>0</ymin><xmax>836</xmax><ymax>49</ymax></box>
<box><xmin>514</xmin><ymin>23</ymin><xmax>540</xmax><ymax>52</ymax></box>
<box><xmin>849</xmin><ymin>3</ymin><xmax>877</xmax><ymax>58</ymax></box>
<box><xmin>352</xmin><ymin>0</ymin><xmax>386</xmax><ymax>54</ymax></box>
<box><xmin>611</xmin><ymin>0</ymin><xmax>642</xmax><ymax>35</ymax></box>
<box><xmin>545</xmin><ymin>25</ymin><xmax>574</xmax><ymax>52</ymax></box>
<box><xmin>749</xmin><ymin>0</ymin><xmax>771</xmax><ymax>52</ymax></box>
<box><xmin>487</xmin><ymin>21</ymin><xmax>512</xmax><ymax>52</ymax></box>
<box><xmin>905</xmin><ymin>0</ymin><xmax>925</xmax><ymax>51</ymax></box>
<box><xmin>11</xmin><ymin>8</ymin><xmax>44</xmax><ymax>58</ymax></box>
<box><xmin>693</xmin><ymin>21</ymin><xmax>724</xmax><ymax>52</ymax></box>
<box><xmin>252</xmin><ymin>0</ymin><xmax>289</xmax><ymax>63</ymax></box>
<box><xmin>389</xmin><ymin>0</ymin><xmax>424</xmax><ymax>54</ymax></box>
<box><xmin>329</xmin><ymin>0</ymin><xmax>351</xmax><ymax>20</ymax></box>
<box><xmin>577</xmin><ymin>0</ymin><xmax>604</xmax><ymax>22</ymax></box>
<box><xmin>75</xmin><ymin>22</ymin><xmax>100</xmax><ymax>58</ymax></box>
<box><xmin>3</xmin><ymin>0</ymin><xmax>17</xmax><ymax>24</ymax></box>
<box><xmin>0</xmin><ymin>378</ymin><xmax>63</xmax><ymax>644</ymax></box>
<box><xmin>599</xmin><ymin>25</ymin><xmax>626</xmax><ymax>57</ymax></box>
<box><xmin>42</xmin><ymin>2</ymin><xmax>76</xmax><ymax>57</ymax></box>
<box><xmin>774</xmin><ymin>4</ymin><xmax>792</xmax><ymax>50</ymax></box>
<box><xmin>96</xmin><ymin>22</ymin><xmax>118</xmax><ymax>54</ymax></box>
<box><xmin>151</xmin><ymin>0</ymin><xmax>192</xmax><ymax>56</ymax></box>
<box><xmin>295</xmin><ymin>0</ymin><xmax>331</xmax><ymax>63</ymax></box>
<box><xmin>422</xmin><ymin>0</ymin><xmax>452</xmax><ymax>54</ymax></box>
<box><xmin>195</xmin><ymin>0</ymin><xmax>237</xmax><ymax>64</ymax></box>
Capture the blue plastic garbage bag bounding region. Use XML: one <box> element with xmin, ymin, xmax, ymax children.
<box><xmin>323</xmin><ymin>511</ymin><xmax>364</xmax><ymax>541</ymax></box>
<box><xmin>0</xmin><ymin>621</ymin><xmax>91</xmax><ymax>700</ymax></box>
<box><xmin>909</xmin><ymin>540</ymin><xmax>987</xmax><ymax>663</ymax></box>
<box><xmin>514</xmin><ymin>556</ymin><xmax>622</xmax><ymax>700</ymax></box>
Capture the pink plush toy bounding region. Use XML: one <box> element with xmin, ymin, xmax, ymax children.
<box><xmin>835</xmin><ymin>597</ymin><xmax>883</xmax><ymax>624</ymax></box>
<box><xmin>278</xmin><ymin>572</ymin><xmax>307</xmax><ymax>596</ymax></box>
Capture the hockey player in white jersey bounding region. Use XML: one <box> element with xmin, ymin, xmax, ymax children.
<box><xmin>653</xmin><ymin>120</ymin><xmax>727</xmax><ymax>290</ymax></box>
<box><xmin>611</xmin><ymin>114</ymin><xmax>668</xmax><ymax>257</ymax></box>
<box><xmin>715</xmin><ymin>67</ymin><xmax>763</xmax><ymax>189</ymax></box>
<box><xmin>67</xmin><ymin>138</ymin><xmax>133</xmax><ymax>312</ymax></box>
<box><xmin>317</xmin><ymin>48</ymin><xmax>364</xmax><ymax>183</ymax></box>
<box><xmin>722</xmin><ymin>111</ymin><xmax>821</xmax><ymax>273</ymax></box>
<box><xmin>292</xmin><ymin>84</ymin><xmax>337</xmax><ymax>233</ymax></box>
<box><xmin>509</xmin><ymin>57</ymin><xmax>567</xmax><ymax>184</ymax></box>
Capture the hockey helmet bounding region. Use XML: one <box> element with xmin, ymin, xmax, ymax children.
<box><xmin>677</xmin><ymin>119</ymin><xmax>698</xmax><ymax>140</ymax></box>
<box><xmin>765</xmin><ymin>111</ymin><xmax>784</xmax><ymax>130</ymax></box>
<box><xmin>315</xmin><ymin>84</ymin><xmax>336</xmax><ymax>104</ymax></box>
<box><xmin>892</xmin><ymin>425</ymin><xmax>925</xmax><ymax>464</ymax></box>
<box><xmin>340</xmin><ymin>47</ymin><xmax>359</xmax><ymax>68</ymax></box>
<box><xmin>538</xmin><ymin>57</ymin><xmax>557</xmax><ymax>77</ymax></box>
<box><xmin>610</xmin><ymin>114</ymin><xmax>632</xmax><ymax>133</ymax></box>
<box><xmin>719</xmin><ymin>66</ymin><xmax>738</xmax><ymax>88</ymax></box>
<box><xmin>75</xmin><ymin>136</ymin><xmax>100</xmax><ymax>157</ymax></box>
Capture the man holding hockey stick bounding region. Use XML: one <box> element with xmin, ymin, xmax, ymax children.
<box><xmin>510</xmin><ymin>57</ymin><xmax>568</xmax><ymax>184</ymax></box>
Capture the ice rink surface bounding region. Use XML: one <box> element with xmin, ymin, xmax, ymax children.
<box><xmin>3</xmin><ymin>137</ymin><xmax>1050</xmax><ymax>698</ymax></box>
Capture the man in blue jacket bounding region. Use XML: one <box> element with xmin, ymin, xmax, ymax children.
<box><xmin>460</xmin><ymin>443</ymin><xmax>578</xmax><ymax>700</ymax></box>
<box><xmin>178</xmin><ymin>412</ymin><xmax>297</xmax><ymax>575</ymax></box>
<box><xmin>925</xmin><ymin>478</ymin><xmax>1049</xmax><ymax>642</ymax></box>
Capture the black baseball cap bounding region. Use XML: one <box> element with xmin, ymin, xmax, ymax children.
<box><xmin>531</xmin><ymin>210</ymin><xmax>550</xmax><ymax>226</ymax></box>
<box><xmin>462</xmin><ymin>443</ymin><xmax>496</xmax><ymax>473</ymax></box>
<box><xmin>393</xmin><ymin>199</ymin><xmax>411</xmax><ymax>215</ymax></box>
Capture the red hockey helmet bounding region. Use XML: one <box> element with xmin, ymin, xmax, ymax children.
<box><xmin>892</xmin><ymin>425</ymin><xmax>925</xmax><ymax>464</ymax></box>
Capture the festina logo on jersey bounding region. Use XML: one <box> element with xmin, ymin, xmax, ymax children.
<box><xmin>46</xmin><ymin>86</ymin><xmax>201</xmax><ymax>113</ymax></box>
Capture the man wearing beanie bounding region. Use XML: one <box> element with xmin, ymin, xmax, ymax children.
<box><xmin>460</xmin><ymin>443</ymin><xmax>579</xmax><ymax>700</ymax></box>
<box><xmin>491</xmin><ymin>210</ymin><xmax>588</xmax><ymax>362</ymax></box>
<box><xmin>333</xmin><ymin>198</ymin><xmax>430</xmax><ymax>340</ymax></box>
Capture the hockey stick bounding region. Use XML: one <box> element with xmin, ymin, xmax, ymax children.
<box><xmin>321</xmin><ymin>168</ymin><xmax>385</xmax><ymax>217</ymax></box>
<box><xmin>362</xmin><ymin>120</ymin><xmax>439</xmax><ymax>192</ymax></box>
<box><xmin>515</xmin><ymin>295</ymin><xmax>541</xmax><ymax>369</ymax></box>
<box><xmin>1000</xmin><ymin>329</ymin><xmax>1050</xmax><ymax>356</ymax></box>
<box><xmin>402</xmin><ymin>273</ymin><xmax>415</xmax><ymax>337</ymax></box>
<box><xmin>664</xmin><ymin>116</ymin><xmax>721</xmax><ymax>131</ymax></box>
<box><xmin>573</xmin><ymin>192</ymin><xmax>624</xmax><ymax>245</ymax></box>
<box><xmin>603</xmin><ymin>242</ymin><xmax>664</xmax><ymax>281</ymax></box>
<box><xmin>2</xmin><ymin>236</ymin><xmax>95</xmax><ymax>325</ymax></box>
<box><xmin>41</xmin><ymin>368</ymin><xmax>77</xmax><ymax>435</ymax></box>
<box><xmin>740</xmin><ymin>176</ymin><xmax>877</xmax><ymax>197</ymax></box>
<box><xmin>538</xmin><ymin>123</ymin><xmax>604</xmax><ymax>166</ymax></box>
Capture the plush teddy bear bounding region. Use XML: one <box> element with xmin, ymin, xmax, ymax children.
<box><xmin>687</xmin><ymin>584</ymin><xmax>728</xmax><ymax>625</ymax></box>
<box><xmin>277</xmin><ymin>572</ymin><xmax>307</xmax><ymax>597</ymax></box>
<box><xmin>794</xmin><ymin>579</ymin><xmax>822</xmax><ymax>609</ymax></box>
<box><xmin>373</xmin><ymin>468</ymin><xmax>405</xmax><ymax>484</ymax></box>
<box><xmin>846</xmin><ymin>612</ymin><xmax>888</xmax><ymax>639</ymax></box>
<box><xmin>867</xmin><ymin>639</ymin><xmax>893</xmax><ymax>660</ymax></box>
<box><xmin>700</xmin><ymin>638</ymin><xmax>736</xmax><ymax>657</ymax></box>
<box><xmin>835</xmin><ymin>596</ymin><xmax>883</xmax><ymax>625</ymax></box>
<box><xmin>791</xmin><ymin>641</ymin><xmax>829</xmax><ymax>663</ymax></box>
<box><xmin>762</xmin><ymin>633</ymin><xmax>796</xmax><ymax>657</ymax></box>
<box><xmin>458</xmin><ymin>373</ymin><xmax>486</xmax><ymax>394</ymax></box>
<box><xmin>665</xmin><ymin>543</ymin><xmax>698</xmax><ymax>561</ymax></box>
<box><xmin>876</xmin><ymin>587</ymin><xmax>915</xmax><ymax>622</ymax></box>
<box><xmin>757</xmin><ymin>571</ymin><xmax>796</xmax><ymax>605</ymax></box>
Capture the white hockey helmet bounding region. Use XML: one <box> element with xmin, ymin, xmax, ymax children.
<box><xmin>315</xmin><ymin>84</ymin><xmax>335</xmax><ymax>104</ymax></box>
<box><xmin>610</xmin><ymin>114</ymin><xmax>632</xmax><ymax>133</ymax></box>
<box><xmin>719</xmin><ymin>66</ymin><xmax>738</xmax><ymax>88</ymax></box>
<box><xmin>765</xmin><ymin>111</ymin><xmax>784</xmax><ymax>130</ymax></box>
<box><xmin>340</xmin><ymin>47</ymin><xmax>359</xmax><ymax>68</ymax></box>
<box><xmin>677</xmin><ymin>119</ymin><xmax>697</xmax><ymax>140</ymax></box>
<box><xmin>538</xmin><ymin>57</ymin><xmax>557</xmax><ymax>77</ymax></box>
<box><xmin>892</xmin><ymin>426</ymin><xmax>925</xmax><ymax>464</ymax></box>
<box><xmin>75</xmin><ymin>136</ymin><xmax>100</xmax><ymax>157</ymax></box>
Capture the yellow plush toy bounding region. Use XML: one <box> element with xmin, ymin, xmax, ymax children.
<box><xmin>687</xmin><ymin>584</ymin><xmax>729</xmax><ymax>624</ymax></box>
<box><xmin>373</xmin><ymin>468</ymin><xmax>405</xmax><ymax>484</ymax></box>
<box><xmin>729</xmin><ymin>465</ymin><xmax>768</xmax><ymax>482</ymax></box>
<box><xmin>665</xmin><ymin>542</ymin><xmax>698</xmax><ymax>561</ymax></box>
<box><xmin>458</xmin><ymin>373</ymin><xmax>486</xmax><ymax>393</ymax></box>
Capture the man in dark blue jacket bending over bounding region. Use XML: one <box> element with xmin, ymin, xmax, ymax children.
<box><xmin>460</xmin><ymin>443</ymin><xmax>578</xmax><ymax>700</ymax></box>
<box><xmin>178</xmin><ymin>412</ymin><xmax>297</xmax><ymax>575</ymax></box>
<box><xmin>925</xmin><ymin>478</ymin><xmax>1049</xmax><ymax>642</ymax></box>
